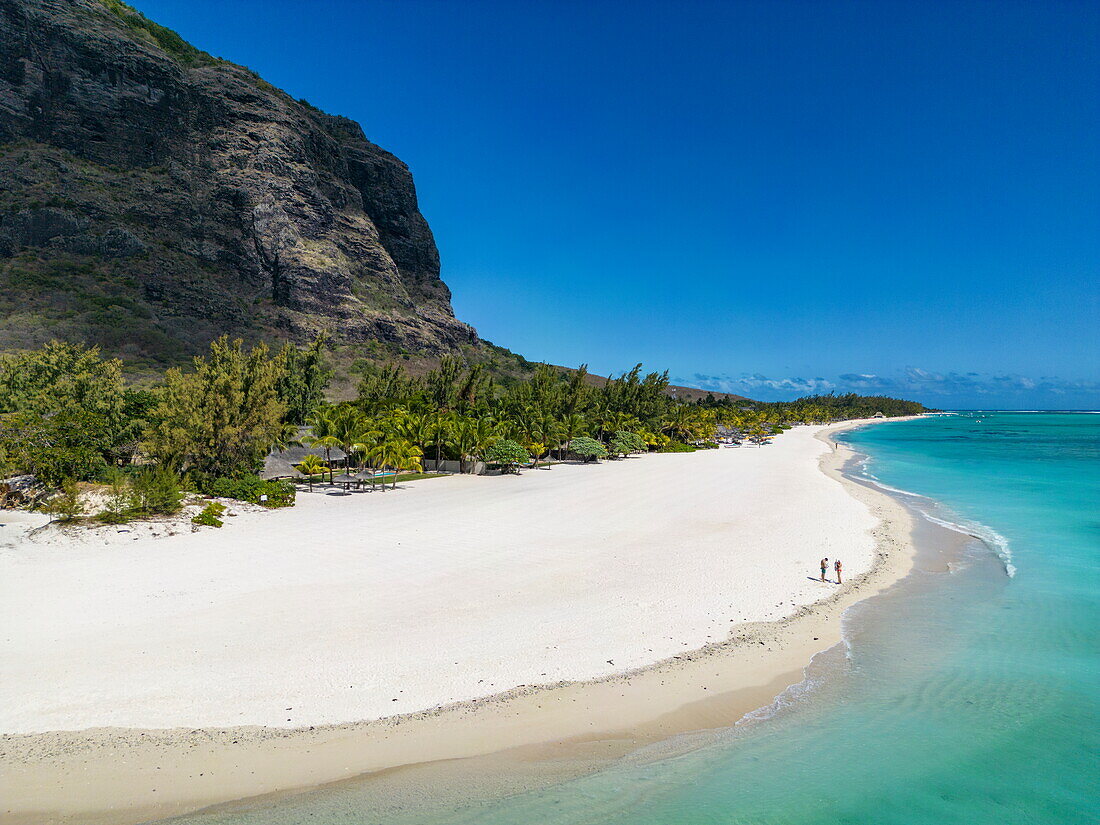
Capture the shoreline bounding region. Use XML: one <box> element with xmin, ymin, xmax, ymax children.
<box><xmin>1</xmin><ymin>417</ymin><xmax>923</xmax><ymax>825</ymax></box>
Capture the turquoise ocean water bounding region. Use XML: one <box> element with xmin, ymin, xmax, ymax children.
<box><xmin>170</xmin><ymin>413</ymin><xmax>1099</xmax><ymax>825</ymax></box>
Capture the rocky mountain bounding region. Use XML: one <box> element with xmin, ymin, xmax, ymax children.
<box><xmin>0</xmin><ymin>0</ymin><xmax>479</xmax><ymax>368</ymax></box>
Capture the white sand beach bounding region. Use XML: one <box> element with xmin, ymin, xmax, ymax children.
<box><xmin>2</xmin><ymin>423</ymin><xmax>874</xmax><ymax>734</ymax></box>
<box><xmin>0</xmin><ymin>419</ymin><xmax>921</xmax><ymax>824</ymax></box>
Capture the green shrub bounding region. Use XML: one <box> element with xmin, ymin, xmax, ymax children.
<box><xmin>201</xmin><ymin>476</ymin><xmax>295</xmax><ymax>508</ymax></box>
<box><xmin>192</xmin><ymin>501</ymin><xmax>226</xmax><ymax>528</ymax></box>
<box><xmin>94</xmin><ymin>508</ymin><xmax>132</xmax><ymax>524</ymax></box>
<box><xmin>93</xmin><ymin>467</ymin><xmax>132</xmax><ymax>523</ymax></box>
<box><xmin>95</xmin><ymin>0</ymin><xmax>220</xmax><ymax>67</ymax></box>
<box><xmin>658</xmin><ymin>441</ymin><xmax>696</xmax><ymax>453</ymax></box>
<box><xmin>609</xmin><ymin>430</ymin><xmax>647</xmax><ymax>457</ymax></box>
<box><xmin>570</xmin><ymin>436</ymin><xmax>608</xmax><ymax>462</ymax></box>
<box><xmin>127</xmin><ymin>465</ymin><xmax>184</xmax><ymax>516</ymax></box>
<box><xmin>43</xmin><ymin>478</ymin><xmax>83</xmax><ymax>523</ymax></box>
<box><xmin>0</xmin><ymin>409</ymin><xmax>112</xmax><ymax>486</ymax></box>
<box><xmin>482</xmin><ymin>439</ymin><xmax>530</xmax><ymax>473</ymax></box>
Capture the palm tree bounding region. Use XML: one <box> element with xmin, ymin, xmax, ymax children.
<box><xmin>364</xmin><ymin>440</ymin><xmax>390</xmax><ymax>490</ymax></box>
<box><xmin>514</xmin><ymin>408</ymin><xmax>546</xmax><ymax>467</ymax></box>
<box><xmin>663</xmin><ymin>405</ymin><xmax>711</xmax><ymax>443</ymax></box>
<box><xmin>559</xmin><ymin>412</ymin><xmax>586</xmax><ymax>460</ymax></box>
<box><xmin>350</xmin><ymin>426</ymin><xmax>386</xmax><ymax>489</ymax></box>
<box><xmin>541</xmin><ymin>417</ymin><xmax>565</xmax><ymax>466</ymax></box>
<box><xmin>332</xmin><ymin>407</ymin><xmax>365</xmax><ymax>466</ymax></box>
<box><xmin>425</xmin><ymin>356</ymin><xmax>462</xmax><ymax>466</ymax></box>
<box><xmin>349</xmin><ymin>424</ymin><xmax>383</xmax><ymax>470</ymax></box>
<box><xmin>305</xmin><ymin>434</ymin><xmax>341</xmax><ymax>482</ymax></box>
<box><xmin>428</xmin><ymin>411</ymin><xmax>452</xmax><ymax>471</ymax></box>
<box><xmin>304</xmin><ymin>408</ymin><xmax>341</xmax><ymax>483</ymax></box>
<box><xmin>393</xmin><ymin>410</ymin><xmax>439</xmax><ymax>468</ymax></box>
<box><xmin>450</xmin><ymin>417</ymin><xmax>480</xmax><ymax>474</ymax></box>
<box><xmin>471</xmin><ymin>417</ymin><xmax>503</xmax><ymax>469</ymax></box>
<box><xmin>396</xmin><ymin>441</ymin><xmax>424</xmax><ymax>487</ymax></box>
<box><xmin>268</xmin><ymin>422</ymin><xmax>301</xmax><ymax>452</ymax></box>
<box><xmin>526</xmin><ymin>441</ymin><xmax>546</xmax><ymax>469</ymax></box>
<box><xmin>295</xmin><ymin>454</ymin><xmax>325</xmax><ymax>492</ymax></box>
<box><xmin>593</xmin><ymin>403</ymin><xmax>614</xmax><ymax>442</ymax></box>
<box><xmin>380</xmin><ymin>438</ymin><xmax>423</xmax><ymax>490</ymax></box>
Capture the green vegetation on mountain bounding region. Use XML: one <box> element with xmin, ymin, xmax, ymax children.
<box><xmin>94</xmin><ymin>0</ymin><xmax>221</xmax><ymax>67</ymax></box>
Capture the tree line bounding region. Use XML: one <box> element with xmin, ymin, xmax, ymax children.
<box><xmin>696</xmin><ymin>391</ymin><xmax>929</xmax><ymax>419</ymax></box>
<box><xmin>0</xmin><ymin>337</ymin><xmax>928</xmax><ymax>500</ymax></box>
<box><xmin>0</xmin><ymin>337</ymin><xmax>328</xmax><ymax>499</ymax></box>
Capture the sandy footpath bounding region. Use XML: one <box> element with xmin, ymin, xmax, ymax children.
<box><xmin>0</xmin><ymin>418</ymin><xmax>920</xmax><ymax>824</ymax></box>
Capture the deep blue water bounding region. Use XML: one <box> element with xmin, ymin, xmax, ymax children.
<box><xmin>170</xmin><ymin>413</ymin><xmax>1100</xmax><ymax>825</ymax></box>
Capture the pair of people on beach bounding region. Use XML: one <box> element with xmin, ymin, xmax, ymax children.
<box><xmin>820</xmin><ymin>557</ymin><xmax>842</xmax><ymax>584</ymax></box>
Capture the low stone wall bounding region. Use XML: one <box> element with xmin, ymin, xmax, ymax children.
<box><xmin>422</xmin><ymin>459</ymin><xmax>488</xmax><ymax>475</ymax></box>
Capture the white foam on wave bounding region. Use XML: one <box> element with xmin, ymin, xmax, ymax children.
<box><xmin>866</xmin><ymin>478</ymin><xmax>1017</xmax><ymax>578</ymax></box>
<box><xmin>851</xmin><ymin>457</ymin><xmax>923</xmax><ymax>500</ymax></box>
<box><xmin>860</xmin><ymin>474</ymin><xmax>923</xmax><ymax>499</ymax></box>
<box><xmin>736</xmin><ymin>671</ymin><xmax>822</xmax><ymax>727</ymax></box>
<box><xmin>847</xmin><ymin>443</ymin><xmax>1017</xmax><ymax>579</ymax></box>
<box><xmin>918</xmin><ymin>511</ymin><xmax>1016</xmax><ymax>577</ymax></box>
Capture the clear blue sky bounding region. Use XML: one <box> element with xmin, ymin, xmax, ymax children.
<box><xmin>132</xmin><ymin>0</ymin><xmax>1099</xmax><ymax>409</ymax></box>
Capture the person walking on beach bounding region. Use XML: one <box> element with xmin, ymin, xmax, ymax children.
<box><xmin>820</xmin><ymin>557</ymin><xmax>829</xmax><ymax>582</ymax></box>
<box><xmin>835</xmin><ymin>558</ymin><xmax>843</xmax><ymax>584</ymax></box>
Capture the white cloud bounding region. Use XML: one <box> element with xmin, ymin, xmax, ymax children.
<box><xmin>676</xmin><ymin>367</ymin><xmax>1100</xmax><ymax>404</ymax></box>
<box><xmin>687</xmin><ymin>372</ymin><xmax>835</xmax><ymax>396</ymax></box>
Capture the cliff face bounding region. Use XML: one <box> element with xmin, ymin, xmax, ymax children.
<box><xmin>0</xmin><ymin>0</ymin><xmax>477</xmax><ymax>364</ymax></box>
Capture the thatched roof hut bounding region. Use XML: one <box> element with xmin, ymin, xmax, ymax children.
<box><xmin>277</xmin><ymin>444</ymin><xmax>348</xmax><ymax>463</ymax></box>
<box><xmin>261</xmin><ymin>443</ymin><xmax>347</xmax><ymax>480</ymax></box>
<box><xmin>260</xmin><ymin>455</ymin><xmax>305</xmax><ymax>481</ymax></box>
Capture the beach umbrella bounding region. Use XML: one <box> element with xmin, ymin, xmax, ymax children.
<box><xmin>330</xmin><ymin>472</ymin><xmax>359</xmax><ymax>490</ymax></box>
